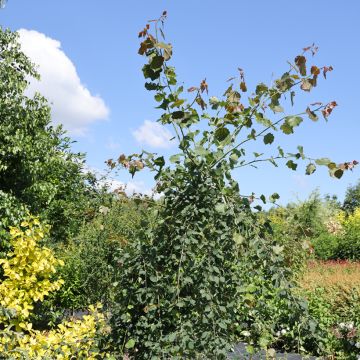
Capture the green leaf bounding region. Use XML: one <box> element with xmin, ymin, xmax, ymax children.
<box><xmin>286</xmin><ymin>160</ymin><xmax>298</xmax><ymax>171</ymax></box>
<box><xmin>306</xmin><ymin>107</ymin><xmax>318</xmax><ymax>121</ymax></box>
<box><xmin>233</xmin><ymin>232</ymin><xmax>244</xmax><ymax>245</ymax></box>
<box><xmin>215</xmin><ymin>203</ymin><xmax>226</xmax><ymax>214</ymax></box>
<box><xmin>272</xmin><ymin>245</ymin><xmax>284</xmax><ymax>255</ymax></box>
<box><xmin>170</xmin><ymin>99</ymin><xmax>185</xmax><ymax>108</ymax></box>
<box><xmin>154</xmin><ymin>156</ymin><xmax>165</xmax><ymax>167</ymax></box>
<box><xmin>306</xmin><ymin>163</ymin><xmax>316</xmax><ymax>175</ymax></box>
<box><xmin>194</xmin><ymin>146</ymin><xmax>208</xmax><ymax>156</ymax></box>
<box><xmin>150</xmin><ymin>55</ymin><xmax>164</xmax><ymax>70</ymax></box>
<box><xmin>172</xmin><ymin>111</ymin><xmax>185</xmax><ymax>119</ymax></box>
<box><xmin>278</xmin><ymin>146</ymin><xmax>284</xmax><ymax>157</ymax></box>
<box><xmin>315</xmin><ymin>158</ymin><xmax>331</xmax><ymax>166</ymax></box>
<box><xmin>142</xmin><ymin>64</ymin><xmax>161</xmax><ymax>80</ymax></box>
<box><xmin>125</xmin><ymin>339</ymin><xmax>136</xmax><ymax>349</ymax></box>
<box><xmin>280</xmin><ymin>123</ymin><xmax>293</xmax><ymax>134</ymax></box>
<box><xmin>297</xmin><ymin>145</ymin><xmax>305</xmax><ymax>159</ymax></box>
<box><xmin>214</xmin><ymin>127</ymin><xmax>230</xmax><ymax>142</ymax></box>
<box><xmin>269</xmin><ymin>193</ymin><xmax>280</xmax><ymax>203</ymax></box>
<box><xmin>230</xmin><ymin>153</ymin><xmax>239</xmax><ymax>162</ymax></box>
<box><xmin>290</xmin><ymin>91</ymin><xmax>295</xmax><ymax>106</ymax></box>
<box><xmin>331</xmin><ymin>168</ymin><xmax>344</xmax><ymax>179</ymax></box>
<box><xmin>263</xmin><ymin>133</ymin><xmax>274</xmax><ymax>145</ymax></box>
<box><xmin>145</xmin><ymin>82</ymin><xmax>160</xmax><ymax>91</ymax></box>
<box><xmin>272</xmin><ymin>105</ymin><xmax>284</xmax><ymax>113</ymax></box>
<box><xmin>260</xmin><ymin>194</ymin><xmax>266</xmax><ymax>204</ymax></box>
<box><xmin>169</xmin><ymin>154</ymin><xmax>181</xmax><ymax>163</ymax></box>
<box><xmin>285</xmin><ymin>116</ymin><xmax>303</xmax><ymax>127</ymax></box>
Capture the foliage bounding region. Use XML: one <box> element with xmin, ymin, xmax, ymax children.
<box><xmin>337</xmin><ymin>208</ymin><xmax>360</xmax><ymax>260</ymax></box>
<box><xmin>311</xmin><ymin>207</ymin><xmax>360</xmax><ymax>260</ymax></box>
<box><xmin>105</xmin><ymin>13</ymin><xmax>355</xmax><ymax>358</ymax></box>
<box><xmin>266</xmin><ymin>190</ymin><xmax>341</xmax><ymax>271</ymax></box>
<box><xmin>0</xmin><ymin>218</ymin><xmax>64</xmax><ymax>330</ymax></box>
<box><xmin>0</xmin><ymin>27</ymin><xmax>101</xmax><ymax>252</ymax></box>
<box><xmin>312</xmin><ymin>233</ymin><xmax>340</xmax><ymax>260</ymax></box>
<box><xmin>0</xmin><ymin>218</ymin><xmax>109</xmax><ymax>359</ymax></box>
<box><xmin>343</xmin><ymin>179</ymin><xmax>360</xmax><ymax>214</ymax></box>
<box><xmin>50</xmin><ymin>194</ymin><xmax>151</xmax><ymax>311</ymax></box>
<box><xmin>299</xmin><ymin>261</ymin><xmax>360</xmax><ymax>358</ymax></box>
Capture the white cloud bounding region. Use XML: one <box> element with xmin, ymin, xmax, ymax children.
<box><xmin>17</xmin><ymin>29</ymin><xmax>109</xmax><ymax>135</ymax></box>
<box><xmin>132</xmin><ymin>120</ymin><xmax>173</xmax><ymax>148</ymax></box>
<box><xmin>84</xmin><ymin>165</ymin><xmax>159</xmax><ymax>198</ymax></box>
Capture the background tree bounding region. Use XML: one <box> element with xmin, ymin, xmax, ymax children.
<box><xmin>0</xmin><ymin>28</ymin><xmax>101</xmax><ymax>254</ymax></box>
<box><xmin>343</xmin><ymin>179</ymin><xmax>360</xmax><ymax>214</ymax></box>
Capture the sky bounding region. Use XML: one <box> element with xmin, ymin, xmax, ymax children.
<box><xmin>0</xmin><ymin>0</ymin><xmax>359</xmax><ymax>204</ymax></box>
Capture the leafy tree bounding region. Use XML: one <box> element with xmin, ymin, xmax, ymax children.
<box><xmin>343</xmin><ymin>179</ymin><xmax>360</xmax><ymax>214</ymax></box>
<box><xmin>0</xmin><ymin>28</ymin><xmax>101</xmax><ymax>253</ymax></box>
<box><xmin>107</xmin><ymin>13</ymin><xmax>356</xmax><ymax>358</ymax></box>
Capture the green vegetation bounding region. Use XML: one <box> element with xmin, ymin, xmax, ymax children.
<box><xmin>0</xmin><ymin>28</ymin><xmax>103</xmax><ymax>255</ymax></box>
<box><xmin>0</xmin><ymin>13</ymin><xmax>359</xmax><ymax>360</ymax></box>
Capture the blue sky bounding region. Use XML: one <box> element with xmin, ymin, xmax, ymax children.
<box><xmin>1</xmin><ymin>0</ymin><xmax>359</xmax><ymax>204</ymax></box>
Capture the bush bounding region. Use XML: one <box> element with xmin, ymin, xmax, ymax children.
<box><xmin>338</xmin><ymin>208</ymin><xmax>360</xmax><ymax>260</ymax></box>
<box><xmin>0</xmin><ymin>218</ymin><xmax>108</xmax><ymax>359</ymax></box>
<box><xmin>50</xmin><ymin>194</ymin><xmax>151</xmax><ymax>311</ymax></box>
<box><xmin>312</xmin><ymin>233</ymin><xmax>340</xmax><ymax>260</ymax></box>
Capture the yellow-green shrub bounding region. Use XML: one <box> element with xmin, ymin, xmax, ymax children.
<box><xmin>0</xmin><ymin>218</ymin><xmax>109</xmax><ymax>359</ymax></box>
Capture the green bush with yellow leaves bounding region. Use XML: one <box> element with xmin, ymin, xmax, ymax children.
<box><xmin>0</xmin><ymin>218</ymin><xmax>109</xmax><ymax>359</ymax></box>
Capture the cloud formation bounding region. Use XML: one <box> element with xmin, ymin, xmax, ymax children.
<box><xmin>132</xmin><ymin>120</ymin><xmax>173</xmax><ymax>148</ymax></box>
<box><xmin>18</xmin><ymin>29</ymin><xmax>109</xmax><ymax>135</ymax></box>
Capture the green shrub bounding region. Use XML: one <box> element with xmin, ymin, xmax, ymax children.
<box><xmin>312</xmin><ymin>233</ymin><xmax>340</xmax><ymax>260</ymax></box>
<box><xmin>49</xmin><ymin>195</ymin><xmax>151</xmax><ymax>311</ymax></box>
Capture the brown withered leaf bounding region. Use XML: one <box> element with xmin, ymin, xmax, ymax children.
<box><xmin>303</xmin><ymin>43</ymin><xmax>318</xmax><ymax>56</ymax></box>
<box><xmin>322</xmin><ymin>101</ymin><xmax>338</xmax><ymax>118</ymax></box>
<box><xmin>338</xmin><ymin>160</ymin><xmax>358</xmax><ymax>171</ymax></box>
<box><xmin>295</xmin><ymin>55</ymin><xmax>307</xmax><ymax>76</ymax></box>
<box><xmin>196</xmin><ymin>96</ymin><xmax>207</xmax><ymax>110</ymax></box>
<box><xmin>187</xmin><ymin>86</ymin><xmax>198</xmax><ymax>93</ymax></box>
<box><xmin>200</xmin><ymin>79</ymin><xmax>208</xmax><ymax>94</ymax></box>
<box><xmin>300</xmin><ymin>79</ymin><xmax>313</xmax><ymax>92</ymax></box>
<box><xmin>311</xmin><ymin>66</ymin><xmax>320</xmax><ymax>76</ymax></box>
<box><xmin>118</xmin><ymin>154</ymin><xmax>126</xmax><ymax>164</ymax></box>
<box><xmin>323</xmin><ymin>65</ymin><xmax>333</xmax><ymax>79</ymax></box>
<box><xmin>238</xmin><ymin>68</ymin><xmax>245</xmax><ymax>82</ymax></box>
<box><xmin>240</xmin><ymin>81</ymin><xmax>247</xmax><ymax>92</ymax></box>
